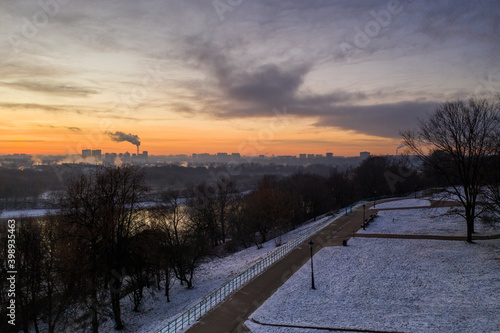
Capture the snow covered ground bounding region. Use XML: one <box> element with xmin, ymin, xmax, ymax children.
<box><xmin>247</xmin><ymin>237</ymin><xmax>500</xmax><ymax>333</ymax></box>
<box><xmin>359</xmin><ymin>206</ymin><xmax>499</xmax><ymax>236</ymax></box>
<box><xmin>95</xmin><ymin>214</ymin><xmax>336</xmax><ymax>333</ymax></box>
<box><xmin>371</xmin><ymin>198</ymin><xmax>430</xmax><ymax>209</ymax></box>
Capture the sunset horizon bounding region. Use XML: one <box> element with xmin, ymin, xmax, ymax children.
<box><xmin>2</xmin><ymin>1</ymin><xmax>498</xmax><ymax>158</ymax></box>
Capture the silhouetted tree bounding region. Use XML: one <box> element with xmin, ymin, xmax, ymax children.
<box><xmin>14</xmin><ymin>218</ymin><xmax>43</xmax><ymax>333</ymax></box>
<box><xmin>402</xmin><ymin>98</ymin><xmax>500</xmax><ymax>242</ymax></box>
<box><xmin>59</xmin><ymin>165</ymin><xmax>149</xmax><ymax>330</ymax></box>
<box><xmin>353</xmin><ymin>156</ymin><xmax>393</xmax><ymax>198</ymax></box>
<box><xmin>485</xmin><ymin>132</ymin><xmax>500</xmax><ymax>215</ymax></box>
<box><xmin>243</xmin><ymin>176</ymin><xmax>292</xmax><ymax>246</ymax></box>
<box><xmin>151</xmin><ymin>190</ymin><xmax>207</xmax><ymax>290</ymax></box>
<box><xmin>328</xmin><ymin>168</ymin><xmax>356</xmax><ymax>208</ymax></box>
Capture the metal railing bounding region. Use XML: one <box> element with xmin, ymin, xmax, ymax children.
<box><xmin>153</xmin><ymin>206</ymin><xmax>358</xmax><ymax>333</ymax></box>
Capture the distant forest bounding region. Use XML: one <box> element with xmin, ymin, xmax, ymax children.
<box><xmin>0</xmin><ymin>162</ymin><xmax>345</xmax><ymax>210</ymax></box>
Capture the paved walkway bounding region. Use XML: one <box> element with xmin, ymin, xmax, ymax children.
<box><xmin>187</xmin><ymin>205</ymin><xmax>367</xmax><ymax>333</ymax></box>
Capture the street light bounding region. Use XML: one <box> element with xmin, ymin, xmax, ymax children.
<box><xmin>362</xmin><ymin>204</ymin><xmax>366</xmax><ymax>230</ymax></box>
<box><xmin>308</xmin><ymin>240</ymin><xmax>316</xmax><ymax>290</ymax></box>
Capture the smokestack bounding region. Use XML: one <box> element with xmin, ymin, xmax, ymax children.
<box><xmin>137</xmin><ymin>145</ymin><xmax>139</xmax><ymax>155</ymax></box>
<box><xmin>106</xmin><ymin>131</ymin><xmax>141</xmax><ymax>147</ymax></box>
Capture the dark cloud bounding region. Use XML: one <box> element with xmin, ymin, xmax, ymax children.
<box><xmin>227</xmin><ymin>64</ymin><xmax>309</xmax><ymax>104</ymax></box>
<box><xmin>66</xmin><ymin>127</ymin><xmax>81</xmax><ymax>132</ymax></box>
<box><xmin>183</xmin><ymin>37</ymin><xmax>428</xmax><ymax>138</ymax></box>
<box><xmin>0</xmin><ymin>103</ymin><xmax>169</xmax><ymax>122</ymax></box>
<box><xmin>3</xmin><ymin>81</ymin><xmax>98</xmax><ymax>97</ymax></box>
<box><xmin>0</xmin><ymin>103</ymin><xmax>68</xmax><ymax>113</ymax></box>
<box><xmin>183</xmin><ymin>37</ymin><xmax>367</xmax><ymax>118</ymax></box>
<box><xmin>313</xmin><ymin>101</ymin><xmax>436</xmax><ymax>138</ymax></box>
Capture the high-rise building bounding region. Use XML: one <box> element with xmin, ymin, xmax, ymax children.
<box><xmin>360</xmin><ymin>151</ymin><xmax>370</xmax><ymax>159</ymax></box>
<box><xmin>82</xmin><ymin>149</ymin><xmax>91</xmax><ymax>158</ymax></box>
<box><xmin>217</xmin><ymin>152</ymin><xmax>229</xmax><ymax>160</ymax></box>
<box><xmin>91</xmin><ymin>150</ymin><xmax>101</xmax><ymax>159</ymax></box>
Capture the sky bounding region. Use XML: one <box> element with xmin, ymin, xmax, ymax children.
<box><xmin>1</xmin><ymin>0</ymin><xmax>499</xmax><ymax>157</ymax></box>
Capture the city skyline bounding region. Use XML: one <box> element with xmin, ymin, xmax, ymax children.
<box><xmin>1</xmin><ymin>1</ymin><xmax>499</xmax><ymax>156</ymax></box>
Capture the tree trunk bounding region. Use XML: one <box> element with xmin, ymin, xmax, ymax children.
<box><xmin>164</xmin><ymin>266</ymin><xmax>171</xmax><ymax>302</ymax></box>
<box><xmin>466</xmin><ymin>216</ymin><xmax>474</xmax><ymax>243</ymax></box>
<box><xmin>33</xmin><ymin>318</ymin><xmax>40</xmax><ymax>333</ymax></box>
<box><xmin>165</xmin><ymin>280</ymin><xmax>170</xmax><ymax>302</ymax></box>
<box><xmin>156</xmin><ymin>271</ymin><xmax>161</xmax><ymax>290</ymax></box>
<box><xmin>111</xmin><ymin>290</ymin><xmax>124</xmax><ymax>330</ymax></box>
<box><xmin>91</xmin><ymin>295</ymin><xmax>99</xmax><ymax>333</ymax></box>
<box><xmin>465</xmin><ymin>206</ymin><xmax>475</xmax><ymax>243</ymax></box>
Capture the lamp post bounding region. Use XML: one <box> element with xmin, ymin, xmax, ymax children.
<box><xmin>362</xmin><ymin>204</ymin><xmax>366</xmax><ymax>230</ymax></box>
<box><xmin>308</xmin><ymin>240</ymin><xmax>316</xmax><ymax>290</ymax></box>
<box><xmin>374</xmin><ymin>191</ymin><xmax>377</xmax><ymax>208</ymax></box>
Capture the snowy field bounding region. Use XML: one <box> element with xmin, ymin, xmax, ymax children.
<box><xmin>359</xmin><ymin>207</ymin><xmax>499</xmax><ymax>236</ymax></box>
<box><xmin>371</xmin><ymin>198</ymin><xmax>431</xmax><ymax>209</ymax></box>
<box><xmin>95</xmin><ymin>214</ymin><xmax>336</xmax><ymax>333</ymax></box>
<box><xmin>247</xmin><ymin>237</ymin><xmax>500</xmax><ymax>333</ymax></box>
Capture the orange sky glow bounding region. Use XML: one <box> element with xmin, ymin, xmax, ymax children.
<box><xmin>1</xmin><ymin>1</ymin><xmax>498</xmax><ymax>157</ymax></box>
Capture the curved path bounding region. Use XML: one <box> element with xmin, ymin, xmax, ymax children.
<box><xmin>187</xmin><ymin>205</ymin><xmax>368</xmax><ymax>333</ymax></box>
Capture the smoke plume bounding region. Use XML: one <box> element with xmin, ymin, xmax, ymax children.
<box><xmin>106</xmin><ymin>131</ymin><xmax>141</xmax><ymax>146</ymax></box>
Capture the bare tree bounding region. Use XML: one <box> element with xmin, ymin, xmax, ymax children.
<box><xmin>59</xmin><ymin>173</ymin><xmax>105</xmax><ymax>333</ymax></box>
<box><xmin>243</xmin><ymin>175</ymin><xmax>292</xmax><ymax>246</ymax></box>
<box><xmin>151</xmin><ymin>190</ymin><xmax>207</xmax><ymax>290</ymax></box>
<box><xmin>40</xmin><ymin>214</ymin><xmax>77</xmax><ymax>333</ymax></box>
<box><xmin>485</xmin><ymin>131</ymin><xmax>500</xmax><ymax>215</ymax></box>
<box><xmin>17</xmin><ymin>218</ymin><xmax>43</xmax><ymax>333</ymax></box>
<box><xmin>59</xmin><ymin>165</ymin><xmax>149</xmax><ymax>330</ymax></box>
<box><xmin>402</xmin><ymin>98</ymin><xmax>499</xmax><ymax>242</ymax></box>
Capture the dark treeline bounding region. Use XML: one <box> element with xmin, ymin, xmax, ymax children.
<box><xmin>0</xmin><ymin>168</ymin><xmax>63</xmax><ymax>210</ymax></box>
<box><xmin>0</xmin><ymin>163</ymin><xmax>338</xmax><ymax>211</ymax></box>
